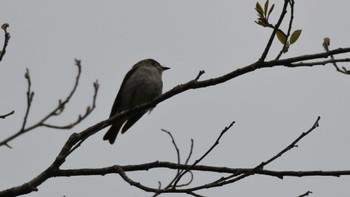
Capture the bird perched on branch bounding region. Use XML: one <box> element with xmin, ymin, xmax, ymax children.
<box><xmin>103</xmin><ymin>59</ymin><xmax>169</xmax><ymax>144</ymax></box>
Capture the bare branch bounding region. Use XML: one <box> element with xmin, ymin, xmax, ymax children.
<box><xmin>298</xmin><ymin>191</ymin><xmax>313</xmax><ymax>197</ymax></box>
<box><xmin>0</xmin><ymin>60</ymin><xmax>99</xmax><ymax>148</ymax></box>
<box><xmin>173</xmin><ymin>121</ymin><xmax>235</xmax><ymax>187</ymax></box>
<box><xmin>209</xmin><ymin>117</ymin><xmax>321</xmax><ymax>187</ymax></box>
<box><xmin>51</xmin><ymin>163</ymin><xmax>350</xmax><ymax>193</ymax></box>
<box><xmin>185</xmin><ymin>139</ymin><xmax>194</xmax><ymax>165</ymax></box>
<box><xmin>41</xmin><ymin>80</ymin><xmax>99</xmax><ymax>129</ymax></box>
<box><xmin>21</xmin><ymin>68</ymin><xmax>34</xmax><ymax>131</ymax></box>
<box><xmin>153</xmin><ymin>130</ymin><xmax>195</xmax><ymax>197</ymax></box>
<box><xmin>54</xmin><ymin>163</ymin><xmax>350</xmax><ymax>178</ymax></box>
<box><xmin>322</xmin><ymin>37</ymin><xmax>350</xmax><ymax>74</ymax></box>
<box><xmin>194</xmin><ymin>70</ymin><xmax>205</xmax><ymax>81</ymax></box>
<box><xmin>162</xmin><ymin>129</ymin><xmax>181</xmax><ymax>172</ymax></box>
<box><xmin>0</xmin><ymin>23</ymin><xmax>10</xmax><ymax>62</ymax></box>
<box><xmin>187</xmin><ymin>191</ymin><xmax>205</xmax><ymax>197</ymax></box>
<box><xmin>0</xmin><ymin>110</ymin><xmax>14</xmax><ymax>119</ymax></box>
<box><xmin>155</xmin><ymin>129</ymin><xmax>182</xmax><ymax>195</ymax></box>
<box><xmin>288</xmin><ymin>58</ymin><xmax>350</xmax><ymax>67</ymax></box>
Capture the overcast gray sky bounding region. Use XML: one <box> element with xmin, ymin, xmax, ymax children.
<box><xmin>1</xmin><ymin>1</ymin><xmax>350</xmax><ymax>196</ymax></box>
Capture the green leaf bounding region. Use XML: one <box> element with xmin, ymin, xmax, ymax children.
<box><xmin>276</xmin><ymin>30</ymin><xmax>287</xmax><ymax>44</ymax></box>
<box><xmin>268</xmin><ymin>4</ymin><xmax>275</xmax><ymax>19</ymax></box>
<box><xmin>255</xmin><ymin>2</ymin><xmax>264</xmax><ymax>18</ymax></box>
<box><xmin>264</xmin><ymin>0</ymin><xmax>269</xmax><ymax>17</ymax></box>
<box><xmin>256</xmin><ymin>18</ymin><xmax>268</xmax><ymax>27</ymax></box>
<box><xmin>290</xmin><ymin>29</ymin><xmax>302</xmax><ymax>44</ymax></box>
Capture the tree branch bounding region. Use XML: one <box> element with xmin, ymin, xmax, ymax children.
<box><xmin>322</xmin><ymin>37</ymin><xmax>350</xmax><ymax>74</ymax></box>
<box><xmin>173</xmin><ymin>121</ymin><xmax>235</xmax><ymax>187</ymax></box>
<box><xmin>298</xmin><ymin>191</ymin><xmax>313</xmax><ymax>197</ymax></box>
<box><xmin>0</xmin><ymin>23</ymin><xmax>10</xmax><ymax>62</ymax></box>
<box><xmin>259</xmin><ymin>0</ymin><xmax>289</xmax><ymax>62</ymax></box>
<box><xmin>53</xmin><ymin>163</ymin><xmax>350</xmax><ymax>178</ymax></box>
<box><xmin>0</xmin><ymin>110</ymin><xmax>14</xmax><ymax>119</ymax></box>
<box><xmin>0</xmin><ymin>60</ymin><xmax>99</xmax><ymax>148</ymax></box>
<box><xmin>2</xmin><ymin>116</ymin><xmax>349</xmax><ymax>196</ymax></box>
<box><xmin>275</xmin><ymin>0</ymin><xmax>295</xmax><ymax>59</ymax></box>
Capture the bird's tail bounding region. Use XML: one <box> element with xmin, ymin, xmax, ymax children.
<box><xmin>103</xmin><ymin>123</ymin><xmax>123</xmax><ymax>144</ymax></box>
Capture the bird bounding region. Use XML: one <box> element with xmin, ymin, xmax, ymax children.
<box><xmin>103</xmin><ymin>58</ymin><xmax>169</xmax><ymax>144</ymax></box>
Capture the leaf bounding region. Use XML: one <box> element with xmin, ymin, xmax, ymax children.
<box><xmin>264</xmin><ymin>0</ymin><xmax>269</xmax><ymax>17</ymax></box>
<box><xmin>255</xmin><ymin>2</ymin><xmax>264</xmax><ymax>18</ymax></box>
<box><xmin>290</xmin><ymin>29</ymin><xmax>302</xmax><ymax>44</ymax></box>
<box><xmin>268</xmin><ymin>4</ymin><xmax>275</xmax><ymax>19</ymax></box>
<box><xmin>255</xmin><ymin>18</ymin><xmax>268</xmax><ymax>27</ymax></box>
<box><xmin>276</xmin><ymin>30</ymin><xmax>287</xmax><ymax>44</ymax></box>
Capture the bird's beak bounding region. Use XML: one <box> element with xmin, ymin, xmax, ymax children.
<box><xmin>161</xmin><ymin>66</ymin><xmax>170</xmax><ymax>71</ymax></box>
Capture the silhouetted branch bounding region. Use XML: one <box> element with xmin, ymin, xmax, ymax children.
<box><xmin>173</xmin><ymin>121</ymin><xmax>235</xmax><ymax>187</ymax></box>
<box><xmin>289</xmin><ymin>58</ymin><xmax>350</xmax><ymax>67</ymax></box>
<box><xmin>194</xmin><ymin>70</ymin><xmax>205</xmax><ymax>81</ymax></box>
<box><xmin>54</xmin><ymin>163</ymin><xmax>350</xmax><ymax>178</ymax></box>
<box><xmin>162</xmin><ymin>129</ymin><xmax>181</xmax><ymax>171</ymax></box>
<box><xmin>0</xmin><ymin>110</ymin><xmax>14</xmax><ymax>119</ymax></box>
<box><xmin>21</xmin><ymin>68</ymin><xmax>34</xmax><ymax>132</ymax></box>
<box><xmin>153</xmin><ymin>129</ymin><xmax>194</xmax><ymax>197</ymax></box>
<box><xmin>0</xmin><ymin>23</ymin><xmax>10</xmax><ymax>62</ymax></box>
<box><xmin>276</xmin><ymin>0</ymin><xmax>295</xmax><ymax>59</ymax></box>
<box><xmin>259</xmin><ymin>0</ymin><xmax>289</xmax><ymax>62</ymax></box>
<box><xmin>41</xmin><ymin>80</ymin><xmax>99</xmax><ymax>129</ymax></box>
<box><xmin>298</xmin><ymin>191</ymin><xmax>312</xmax><ymax>197</ymax></box>
<box><xmin>322</xmin><ymin>37</ymin><xmax>350</xmax><ymax>74</ymax></box>
<box><xmin>0</xmin><ymin>60</ymin><xmax>99</xmax><ymax>148</ymax></box>
<box><xmin>212</xmin><ymin>116</ymin><xmax>320</xmax><ymax>187</ymax></box>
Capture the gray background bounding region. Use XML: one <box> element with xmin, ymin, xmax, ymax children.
<box><xmin>1</xmin><ymin>1</ymin><xmax>350</xmax><ymax>196</ymax></box>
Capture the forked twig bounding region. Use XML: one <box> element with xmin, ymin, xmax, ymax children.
<box><xmin>0</xmin><ymin>60</ymin><xmax>99</xmax><ymax>148</ymax></box>
<box><xmin>172</xmin><ymin>121</ymin><xmax>235</xmax><ymax>187</ymax></box>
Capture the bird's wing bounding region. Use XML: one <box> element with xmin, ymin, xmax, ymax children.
<box><xmin>109</xmin><ymin>64</ymin><xmax>141</xmax><ymax>117</ymax></box>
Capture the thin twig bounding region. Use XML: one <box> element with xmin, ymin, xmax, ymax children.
<box><xmin>195</xmin><ymin>70</ymin><xmax>205</xmax><ymax>81</ymax></box>
<box><xmin>21</xmin><ymin>68</ymin><xmax>34</xmax><ymax>132</ymax></box>
<box><xmin>0</xmin><ymin>110</ymin><xmax>14</xmax><ymax>119</ymax></box>
<box><xmin>322</xmin><ymin>37</ymin><xmax>350</xmax><ymax>74</ymax></box>
<box><xmin>0</xmin><ymin>23</ymin><xmax>10</xmax><ymax>62</ymax></box>
<box><xmin>298</xmin><ymin>191</ymin><xmax>312</xmax><ymax>197</ymax></box>
<box><xmin>288</xmin><ymin>58</ymin><xmax>350</xmax><ymax>67</ymax></box>
<box><xmin>153</xmin><ymin>130</ymin><xmax>194</xmax><ymax>197</ymax></box>
<box><xmin>173</xmin><ymin>121</ymin><xmax>235</xmax><ymax>187</ymax></box>
<box><xmin>162</xmin><ymin>129</ymin><xmax>181</xmax><ymax>173</ymax></box>
<box><xmin>259</xmin><ymin>0</ymin><xmax>289</xmax><ymax>62</ymax></box>
<box><xmin>185</xmin><ymin>139</ymin><xmax>194</xmax><ymax>165</ymax></box>
<box><xmin>276</xmin><ymin>0</ymin><xmax>295</xmax><ymax>60</ymax></box>
<box><xmin>152</xmin><ymin>129</ymin><xmax>182</xmax><ymax>196</ymax></box>
<box><xmin>41</xmin><ymin>80</ymin><xmax>99</xmax><ymax>129</ymax></box>
<box><xmin>0</xmin><ymin>60</ymin><xmax>99</xmax><ymax>148</ymax></box>
<box><xmin>213</xmin><ymin>117</ymin><xmax>321</xmax><ymax>187</ymax></box>
<box><xmin>187</xmin><ymin>191</ymin><xmax>205</xmax><ymax>197</ymax></box>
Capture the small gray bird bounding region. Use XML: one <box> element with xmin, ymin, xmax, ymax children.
<box><xmin>103</xmin><ymin>58</ymin><xmax>169</xmax><ymax>144</ymax></box>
